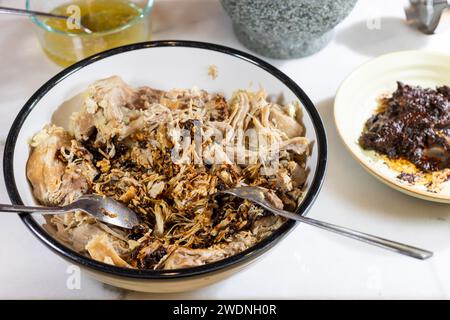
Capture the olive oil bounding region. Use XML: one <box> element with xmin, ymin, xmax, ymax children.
<box><xmin>40</xmin><ymin>0</ymin><xmax>151</xmax><ymax>67</ymax></box>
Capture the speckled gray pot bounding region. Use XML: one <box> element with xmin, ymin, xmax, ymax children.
<box><xmin>220</xmin><ymin>0</ymin><xmax>357</xmax><ymax>59</ymax></box>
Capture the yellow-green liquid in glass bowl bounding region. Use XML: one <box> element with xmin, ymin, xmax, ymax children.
<box><xmin>35</xmin><ymin>0</ymin><xmax>152</xmax><ymax>67</ymax></box>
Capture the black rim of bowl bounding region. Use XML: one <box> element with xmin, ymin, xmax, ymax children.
<box><xmin>3</xmin><ymin>40</ymin><xmax>327</xmax><ymax>280</ymax></box>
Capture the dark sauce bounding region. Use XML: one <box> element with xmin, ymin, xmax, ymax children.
<box><xmin>359</xmin><ymin>82</ymin><xmax>450</xmax><ymax>172</ymax></box>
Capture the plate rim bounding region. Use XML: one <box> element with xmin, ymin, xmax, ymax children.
<box><xmin>334</xmin><ymin>49</ymin><xmax>450</xmax><ymax>202</ymax></box>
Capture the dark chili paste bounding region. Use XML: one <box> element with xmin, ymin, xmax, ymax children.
<box><xmin>359</xmin><ymin>82</ymin><xmax>450</xmax><ymax>172</ymax></box>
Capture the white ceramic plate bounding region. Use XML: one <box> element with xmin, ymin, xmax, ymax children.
<box><xmin>335</xmin><ymin>50</ymin><xmax>450</xmax><ymax>203</ymax></box>
<box><xmin>4</xmin><ymin>41</ymin><xmax>326</xmax><ymax>292</ymax></box>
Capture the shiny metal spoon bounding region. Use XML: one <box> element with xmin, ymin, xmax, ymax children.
<box><xmin>218</xmin><ymin>186</ymin><xmax>433</xmax><ymax>260</ymax></box>
<box><xmin>0</xmin><ymin>195</ymin><xmax>140</xmax><ymax>229</ymax></box>
<box><xmin>0</xmin><ymin>6</ymin><xmax>93</xmax><ymax>34</ymax></box>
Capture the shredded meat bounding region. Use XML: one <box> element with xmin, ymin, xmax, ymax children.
<box><xmin>27</xmin><ymin>76</ymin><xmax>309</xmax><ymax>270</ymax></box>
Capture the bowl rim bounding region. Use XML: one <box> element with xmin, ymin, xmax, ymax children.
<box><xmin>4</xmin><ymin>40</ymin><xmax>327</xmax><ymax>279</ymax></box>
<box><xmin>334</xmin><ymin>50</ymin><xmax>450</xmax><ymax>202</ymax></box>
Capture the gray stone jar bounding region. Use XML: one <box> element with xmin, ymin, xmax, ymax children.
<box><xmin>220</xmin><ymin>0</ymin><xmax>358</xmax><ymax>59</ymax></box>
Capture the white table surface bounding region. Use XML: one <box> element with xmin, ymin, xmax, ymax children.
<box><xmin>1</xmin><ymin>0</ymin><xmax>450</xmax><ymax>299</ymax></box>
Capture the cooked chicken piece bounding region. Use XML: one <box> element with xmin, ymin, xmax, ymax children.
<box><xmin>272</xmin><ymin>161</ymin><xmax>308</xmax><ymax>192</ymax></box>
<box><xmin>27</xmin><ymin>125</ymin><xmax>70</xmax><ymax>205</ymax></box>
<box><xmin>70</xmin><ymin>76</ymin><xmax>143</xmax><ymax>143</ymax></box>
<box><xmin>164</xmin><ymin>246</ymin><xmax>227</xmax><ymax>269</ymax></box>
<box><xmin>251</xmin><ymin>215</ymin><xmax>285</xmax><ymax>235</ymax></box>
<box><xmin>264</xmin><ymin>190</ymin><xmax>284</xmax><ymax>209</ymax></box>
<box><xmin>274</xmin><ymin>168</ymin><xmax>293</xmax><ymax>192</ymax></box>
<box><xmin>279</xmin><ymin>137</ymin><xmax>309</xmax><ymax>155</ymax></box>
<box><xmin>270</xmin><ymin>106</ymin><xmax>304</xmax><ymax>138</ymax></box>
<box><xmin>27</xmin><ymin>125</ymin><xmax>97</xmax><ymax>206</ymax></box>
<box><xmin>86</xmin><ymin>234</ymin><xmax>131</xmax><ymax>268</ymax></box>
<box><xmin>69</xmin><ymin>222</ymin><xmax>103</xmax><ymax>252</ymax></box>
<box><xmin>287</xmin><ymin>161</ymin><xmax>307</xmax><ymax>187</ymax></box>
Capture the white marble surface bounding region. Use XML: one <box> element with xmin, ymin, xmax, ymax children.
<box><xmin>1</xmin><ymin>0</ymin><xmax>450</xmax><ymax>299</ymax></box>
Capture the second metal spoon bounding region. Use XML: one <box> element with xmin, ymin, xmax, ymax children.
<box><xmin>219</xmin><ymin>186</ymin><xmax>433</xmax><ymax>260</ymax></box>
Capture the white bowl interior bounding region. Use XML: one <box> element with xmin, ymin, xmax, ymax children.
<box><xmin>12</xmin><ymin>45</ymin><xmax>320</xmax><ymax>223</ymax></box>
<box><xmin>335</xmin><ymin>50</ymin><xmax>450</xmax><ymax>201</ymax></box>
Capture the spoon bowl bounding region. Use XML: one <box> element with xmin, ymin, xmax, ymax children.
<box><xmin>66</xmin><ymin>195</ymin><xmax>140</xmax><ymax>228</ymax></box>
<box><xmin>0</xmin><ymin>194</ymin><xmax>140</xmax><ymax>229</ymax></box>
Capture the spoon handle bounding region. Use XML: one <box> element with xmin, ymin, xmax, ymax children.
<box><xmin>0</xmin><ymin>203</ymin><xmax>66</xmax><ymax>214</ymax></box>
<box><xmin>0</xmin><ymin>6</ymin><xmax>68</xmax><ymax>20</ymax></box>
<box><xmin>271</xmin><ymin>207</ymin><xmax>432</xmax><ymax>260</ymax></box>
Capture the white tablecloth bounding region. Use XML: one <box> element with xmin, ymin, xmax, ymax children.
<box><xmin>1</xmin><ymin>0</ymin><xmax>450</xmax><ymax>299</ymax></box>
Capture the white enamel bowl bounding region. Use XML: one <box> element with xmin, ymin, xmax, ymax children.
<box><xmin>335</xmin><ymin>50</ymin><xmax>450</xmax><ymax>203</ymax></box>
<box><xmin>4</xmin><ymin>41</ymin><xmax>326</xmax><ymax>292</ymax></box>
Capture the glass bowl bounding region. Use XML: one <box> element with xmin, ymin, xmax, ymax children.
<box><xmin>26</xmin><ymin>0</ymin><xmax>154</xmax><ymax>67</ymax></box>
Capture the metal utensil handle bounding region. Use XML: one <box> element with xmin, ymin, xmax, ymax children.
<box><xmin>270</xmin><ymin>207</ymin><xmax>432</xmax><ymax>260</ymax></box>
<box><xmin>0</xmin><ymin>203</ymin><xmax>66</xmax><ymax>214</ymax></box>
<box><xmin>0</xmin><ymin>6</ymin><xmax>68</xmax><ymax>20</ymax></box>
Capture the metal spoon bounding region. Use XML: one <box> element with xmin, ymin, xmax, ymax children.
<box><xmin>0</xmin><ymin>6</ymin><xmax>93</xmax><ymax>34</ymax></box>
<box><xmin>218</xmin><ymin>186</ymin><xmax>433</xmax><ymax>260</ymax></box>
<box><xmin>0</xmin><ymin>195</ymin><xmax>140</xmax><ymax>229</ymax></box>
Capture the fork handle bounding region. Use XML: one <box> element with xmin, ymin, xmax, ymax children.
<box><xmin>0</xmin><ymin>203</ymin><xmax>66</xmax><ymax>214</ymax></box>
<box><xmin>270</xmin><ymin>207</ymin><xmax>433</xmax><ymax>260</ymax></box>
